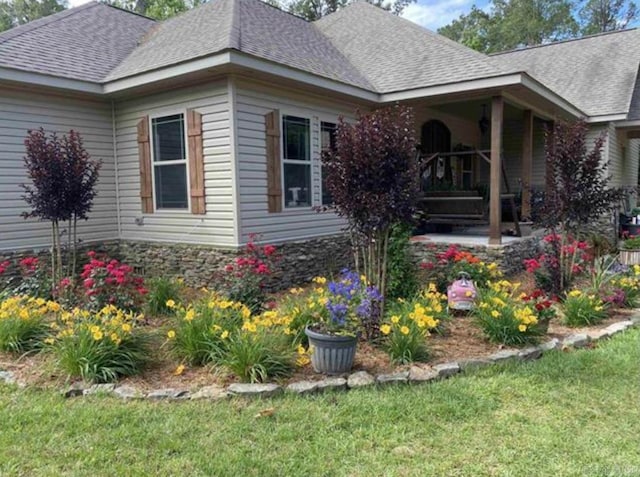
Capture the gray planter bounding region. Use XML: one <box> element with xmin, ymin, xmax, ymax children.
<box><xmin>305</xmin><ymin>326</ymin><xmax>357</xmax><ymax>375</ymax></box>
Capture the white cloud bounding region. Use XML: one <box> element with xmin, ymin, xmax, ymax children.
<box><xmin>401</xmin><ymin>0</ymin><xmax>476</xmax><ymax>31</ymax></box>
<box><xmin>68</xmin><ymin>0</ymin><xmax>93</xmax><ymax>7</ymax></box>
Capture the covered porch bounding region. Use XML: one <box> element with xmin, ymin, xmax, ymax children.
<box><xmin>392</xmin><ymin>82</ymin><xmax>579</xmax><ymax>245</ymax></box>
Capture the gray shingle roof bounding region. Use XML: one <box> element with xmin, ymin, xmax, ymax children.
<box><xmin>314</xmin><ymin>2</ymin><xmax>507</xmax><ymax>93</ymax></box>
<box><xmin>493</xmin><ymin>28</ymin><xmax>640</xmax><ymax>118</ymax></box>
<box><xmin>0</xmin><ymin>2</ymin><xmax>155</xmax><ymax>82</ymax></box>
<box><xmin>107</xmin><ymin>0</ymin><xmax>373</xmax><ymax>89</ymax></box>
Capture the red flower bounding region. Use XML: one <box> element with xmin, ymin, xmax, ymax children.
<box><xmin>59</xmin><ymin>277</ymin><xmax>72</xmax><ymax>288</ymax></box>
<box><xmin>224</xmin><ymin>264</ymin><xmax>234</xmax><ymax>272</ymax></box>
<box><xmin>263</xmin><ymin>245</ymin><xmax>277</xmax><ymax>256</ymax></box>
<box><xmin>19</xmin><ymin>256</ymin><xmax>39</xmax><ymax>271</ymax></box>
<box><xmin>87</xmin><ymin>250</ymin><xmax>97</xmax><ymax>258</ymax></box>
<box><xmin>523</xmin><ymin>258</ymin><xmax>541</xmax><ymax>273</ymax></box>
<box><xmin>83</xmin><ymin>277</ymin><xmax>95</xmax><ymax>288</ymax></box>
<box><xmin>256</xmin><ymin>263</ymin><xmax>270</xmax><ymax>275</ymax></box>
<box><xmin>419</xmin><ymin>262</ymin><xmax>434</xmax><ymax>270</ymax></box>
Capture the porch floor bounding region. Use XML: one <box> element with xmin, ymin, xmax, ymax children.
<box><xmin>411</xmin><ymin>223</ymin><xmax>537</xmax><ymax>247</ymax></box>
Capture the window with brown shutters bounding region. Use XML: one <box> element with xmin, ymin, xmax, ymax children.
<box><xmin>265</xmin><ymin>110</ymin><xmax>282</xmax><ymax>213</ymax></box>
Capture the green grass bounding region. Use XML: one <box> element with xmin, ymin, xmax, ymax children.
<box><xmin>1</xmin><ymin>330</ymin><xmax>640</xmax><ymax>476</ymax></box>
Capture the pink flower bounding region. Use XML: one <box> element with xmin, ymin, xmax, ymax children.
<box><xmin>137</xmin><ymin>287</ymin><xmax>149</xmax><ymax>295</ymax></box>
<box><xmin>224</xmin><ymin>264</ymin><xmax>234</xmax><ymax>272</ymax></box>
<box><xmin>83</xmin><ymin>277</ymin><xmax>95</xmax><ymax>288</ymax></box>
<box><xmin>263</xmin><ymin>245</ymin><xmax>277</xmax><ymax>256</ymax></box>
<box><xmin>87</xmin><ymin>251</ymin><xmax>97</xmax><ymax>258</ymax></box>
<box><xmin>256</xmin><ymin>263</ymin><xmax>270</xmax><ymax>275</ymax></box>
<box><xmin>59</xmin><ymin>277</ymin><xmax>72</xmax><ymax>288</ymax></box>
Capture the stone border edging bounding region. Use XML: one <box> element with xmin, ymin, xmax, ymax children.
<box><xmin>1</xmin><ymin>316</ymin><xmax>638</xmax><ymax>401</ymax></box>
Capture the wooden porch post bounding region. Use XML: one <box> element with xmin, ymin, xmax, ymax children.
<box><xmin>520</xmin><ymin>109</ymin><xmax>533</xmax><ymax>219</ymax></box>
<box><xmin>489</xmin><ymin>96</ymin><xmax>503</xmax><ymax>245</ymax></box>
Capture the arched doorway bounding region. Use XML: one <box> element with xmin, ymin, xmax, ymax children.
<box><xmin>420</xmin><ymin>119</ymin><xmax>451</xmax><ymax>188</ymax></box>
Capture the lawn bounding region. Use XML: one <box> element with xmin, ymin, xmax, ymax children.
<box><xmin>1</xmin><ymin>329</ymin><xmax>639</xmax><ymax>477</ymax></box>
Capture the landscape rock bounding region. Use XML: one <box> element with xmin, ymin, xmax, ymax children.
<box><xmin>114</xmin><ymin>385</ymin><xmax>144</xmax><ymax>400</ymax></box>
<box><xmin>458</xmin><ymin>359</ymin><xmax>493</xmax><ymax>372</ymax></box>
<box><xmin>562</xmin><ymin>333</ymin><xmax>590</xmax><ymax>349</ymax></box>
<box><xmin>518</xmin><ymin>347</ymin><xmax>543</xmax><ymax>361</ymax></box>
<box><xmin>83</xmin><ymin>383</ymin><xmax>116</xmax><ymax>396</ymax></box>
<box><xmin>434</xmin><ymin>362</ymin><xmax>460</xmax><ymax>378</ymax></box>
<box><xmin>227</xmin><ymin>383</ymin><xmax>282</xmax><ymax>398</ymax></box>
<box><xmin>629</xmin><ymin>313</ymin><xmax>640</xmax><ymax>325</ymax></box>
<box><xmin>586</xmin><ymin>329</ymin><xmax>611</xmax><ymax>341</ymax></box>
<box><xmin>488</xmin><ymin>349</ymin><xmax>521</xmax><ymax>363</ymax></box>
<box><xmin>286</xmin><ymin>381</ymin><xmax>320</xmax><ymax>395</ymax></box>
<box><xmin>605</xmin><ymin>321</ymin><xmax>634</xmax><ymax>335</ymax></box>
<box><xmin>146</xmin><ymin>388</ymin><xmax>189</xmax><ymax>400</ymax></box>
<box><xmin>376</xmin><ymin>372</ymin><xmax>409</xmax><ymax>385</ymax></box>
<box><xmin>408</xmin><ymin>366</ymin><xmax>439</xmax><ymax>383</ymax></box>
<box><xmin>315</xmin><ymin>377</ymin><xmax>348</xmax><ymax>392</ymax></box>
<box><xmin>0</xmin><ymin>370</ymin><xmax>16</xmax><ymax>385</ymax></box>
<box><xmin>190</xmin><ymin>385</ymin><xmax>229</xmax><ymax>401</ymax></box>
<box><xmin>539</xmin><ymin>338</ymin><xmax>561</xmax><ymax>352</ymax></box>
<box><xmin>347</xmin><ymin>371</ymin><xmax>375</xmax><ymax>388</ymax></box>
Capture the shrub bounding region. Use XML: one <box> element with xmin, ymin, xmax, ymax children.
<box><xmin>166</xmin><ymin>295</ymin><xmax>251</xmax><ymax>366</ymax></box>
<box><xmin>217</xmin><ymin>238</ymin><xmax>277</xmax><ymax>313</ymax></box>
<box><xmin>519</xmin><ymin>289</ymin><xmax>557</xmax><ymax>327</ymax></box>
<box><xmin>621</xmin><ymin>236</ymin><xmax>640</xmax><ymax>250</ymax></box>
<box><xmin>146</xmin><ymin>277</ymin><xmax>183</xmax><ymax>316</ymax></box>
<box><xmin>474</xmin><ymin>281</ymin><xmax>543</xmax><ymax>346</ymax></box>
<box><xmin>80</xmin><ymin>252</ymin><xmax>148</xmax><ymax>312</ymax></box>
<box><xmin>48</xmin><ymin>305</ymin><xmax>149</xmax><ymax>382</ymax></box>
<box><xmin>221</xmin><ymin>325</ymin><xmax>296</xmax><ymax>383</ymax></box>
<box><xmin>420</xmin><ymin>245</ymin><xmax>502</xmax><ymax>291</ymax></box>
<box><xmin>380</xmin><ymin>285</ymin><xmax>445</xmax><ymax>363</ymax></box>
<box><xmin>0</xmin><ymin>295</ymin><xmax>59</xmax><ymax>353</ymax></box>
<box><xmin>561</xmin><ymin>290</ymin><xmax>607</xmax><ymax>327</ymax></box>
<box><xmin>386</xmin><ymin>223</ymin><xmax>419</xmax><ymax>301</ymax></box>
<box><xmin>611</xmin><ymin>275</ymin><xmax>640</xmax><ymax>308</ymax></box>
<box><xmin>0</xmin><ymin>257</ymin><xmax>52</xmax><ymax>299</ymax></box>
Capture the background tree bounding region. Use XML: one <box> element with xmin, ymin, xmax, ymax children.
<box><xmin>323</xmin><ymin>105</ymin><xmax>419</xmax><ymax>299</ymax></box>
<box><xmin>285</xmin><ymin>0</ymin><xmax>415</xmax><ymax>21</ymax></box>
<box><xmin>106</xmin><ymin>0</ymin><xmax>206</xmax><ymax>19</ymax></box>
<box><xmin>0</xmin><ymin>0</ymin><xmax>66</xmax><ymax>32</ymax></box>
<box><xmin>579</xmin><ymin>0</ymin><xmax>637</xmax><ymax>34</ymax></box>
<box><xmin>22</xmin><ymin>129</ymin><xmax>101</xmax><ymax>285</ymax></box>
<box><xmin>439</xmin><ymin>0</ymin><xmax>578</xmax><ymax>53</ymax></box>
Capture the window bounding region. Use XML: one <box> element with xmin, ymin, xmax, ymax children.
<box><xmin>151</xmin><ymin>114</ymin><xmax>188</xmax><ymax>210</ymax></box>
<box><xmin>282</xmin><ymin>115</ymin><xmax>311</xmax><ymax>208</ymax></box>
<box><xmin>320</xmin><ymin>121</ymin><xmax>337</xmax><ymax>206</ymax></box>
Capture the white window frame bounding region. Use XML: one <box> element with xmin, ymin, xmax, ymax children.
<box><xmin>149</xmin><ymin>110</ymin><xmax>191</xmax><ymax>213</ymax></box>
<box><xmin>319</xmin><ymin>118</ymin><xmax>338</xmax><ymax>207</ymax></box>
<box><xmin>281</xmin><ymin>112</ymin><xmax>313</xmax><ymax>210</ymax></box>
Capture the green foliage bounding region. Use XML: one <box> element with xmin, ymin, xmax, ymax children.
<box><xmin>0</xmin><ymin>0</ymin><xmax>66</xmax><ymax>32</ymax></box>
<box><xmin>0</xmin><ymin>296</ymin><xmax>56</xmax><ymax>353</ymax></box>
<box><xmin>220</xmin><ymin>328</ymin><xmax>295</xmax><ymax>383</ymax></box>
<box><xmin>50</xmin><ymin>306</ymin><xmax>149</xmax><ymax>383</ymax></box>
<box><xmin>145</xmin><ymin>277</ymin><xmax>183</xmax><ymax>316</ymax></box>
<box><xmin>106</xmin><ymin>0</ymin><xmax>206</xmax><ymax>20</ymax></box>
<box><xmin>439</xmin><ymin>0</ymin><xmax>578</xmax><ymax>53</ymax></box>
<box><xmin>380</xmin><ymin>288</ymin><xmax>445</xmax><ymax>363</ymax></box>
<box><xmin>474</xmin><ymin>283</ymin><xmax>544</xmax><ymax>346</ymax></box>
<box><xmin>579</xmin><ymin>0</ymin><xmax>637</xmax><ymax>35</ymax></box>
<box><xmin>167</xmin><ymin>296</ymin><xmax>249</xmax><ymax>366</ymax></box>
<box><xmin>385</xmin><ymin>223</ymin><xmax>419</xmax><ymax>301</ymax></box>
<box><xmin>562</xmin><ymin>290</ymin><xmax>607</xmax><ymax>327</ymax></box>
<box><xmin>621</xmin><ymin>235</ymin><xmax>640</xmax><ymax>249</ymax></box>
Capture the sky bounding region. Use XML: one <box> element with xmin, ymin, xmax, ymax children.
<box><xmin>67</xmin><ymin>0</ymin><xmax>483</xmax><ymax>31</ymax></box>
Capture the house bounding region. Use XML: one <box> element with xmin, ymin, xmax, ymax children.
<box><xmin>1</xmin><ymin>0</ymin><xmax>639</xmax><ymax>283</ymax></box>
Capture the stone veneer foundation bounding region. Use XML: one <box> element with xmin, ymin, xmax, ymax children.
<box><xmin>1</xmin><ymin>234</ymin><xmax>540</xmax><ymax>290</ymax></box>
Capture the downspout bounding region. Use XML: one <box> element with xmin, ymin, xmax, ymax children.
<box><xmin>111</xmin><ymin>99</ymin><xmax>122</xmax><ymax>239</ymax></box>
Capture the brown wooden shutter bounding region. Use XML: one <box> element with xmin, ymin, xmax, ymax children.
<box><xmin>187</xmin><ymin>109</ymin><xmax>206</xmax><ymax>215</ymax></box>
<box><xmin>265</xmin><ymin>110</ymin><xmax>282</xmax><ymax>213</ymax></box>
<box><xmin>137</xmin><ymin>116</ymin><xmax>153</xmax><ymax>214</ymax></box>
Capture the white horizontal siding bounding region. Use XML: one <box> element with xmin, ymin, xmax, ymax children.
<box><xmin>0</xmin><ymin>87</ymin><xmax>117</xmax><ymax>251</ymax></box>
<box><xmin>115</xmin><ymin>81</ymin><xmax>235</xmax><ymax>246</ymax></box>
<box><xmin>234</xmin><ymin>80</ymin><xmax>365</xmax><ymax>244</ymax></box>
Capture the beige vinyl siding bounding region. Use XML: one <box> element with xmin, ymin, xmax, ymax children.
<box><xmin>234</xmin><ymin>79</ymin><xmax>365</xmax><ymax>244</ymax></box>
<box><xmin>115</xmin><ymin>81</ymin><xmax>235</xmax><ymax>246</ymax></box>
<box><xmin>501</xmin><ymin>117</ymin><xmax>547</xmax><ymax>192</ymax></box>
<box><xmin>0</xmin><ymin>86</ymin><xmax>117</xmax><ymax>251</ymax></box>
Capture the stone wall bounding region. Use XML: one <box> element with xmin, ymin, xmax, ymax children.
<box><xmin>410</xmin><ymin>235</ymin><xmax>542</xmax><ymax>276</ymax></box>
<box><xmin>2</xmin><ymin>234</ymin><xmax>542</xmax><ymax>291</ymax></box>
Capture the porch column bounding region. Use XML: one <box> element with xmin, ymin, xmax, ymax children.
<box><xmin>520</xmin><ymin>109</ymin><xmax>533</xmax><ymax>219</ymax></box>
<box><xmin>489</xmin><ymin>96</ymin><xmax>503</xmax><ymax>245</ymax></box>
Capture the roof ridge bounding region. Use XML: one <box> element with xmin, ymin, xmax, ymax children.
<box><xmin>0</xmin><ymin>2</ymin><xmax>100</xmax><ymax>44</ymax></box>
<box><xmin>491</xmin><ymin>27</ymin><xmax>639</xmax><ymax>56</ymax></box>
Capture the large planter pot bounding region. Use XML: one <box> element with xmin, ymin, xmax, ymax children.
<box><xmin>619</xmin><ymin>248</ymin><xmax>640</xmax><ymax>265</ymax></box>
<box><xmin>304</xmin><ymin>326</ymin><xmax>358</xmax><ymax>375</ymax></box>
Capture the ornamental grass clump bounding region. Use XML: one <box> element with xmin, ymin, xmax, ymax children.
<box><xmin>0</xmin><ymin>295</ymin><xmax>59</xmax><ymax>353</ymax></box>
<box><xmin>474</xmin><ymin>281</ymin><xmax>543</xmax><ymax>346</ymax></box>
<box><xmin>380</xmin><ymin>284</ymin><xmax>445</xmax><ymax>363</ymax></box>
<box><xmin>562</xmin><ymin>290</ymin><xmax>607</xmax><ymax>327</ymax></box>
<box><xmin>166</xmin><ymin>295</ymin><xmax>251</xmax><ymax>366</ymax></box>
<box><xmin>49</xmin><ymin>305</ymin><xmax>149</xmax><ymax>383</ymax></box>
<box><xmin>145</xmin><ymin>276</ymin><xmax>184</xmax><ymax>316</ymax></box>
